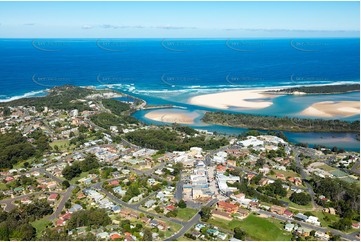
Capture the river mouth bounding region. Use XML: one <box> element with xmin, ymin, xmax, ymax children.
<box><xmin>123</xmin><ymin>90</ymin><xmax>360</xmax><ymax>152</ymax></box>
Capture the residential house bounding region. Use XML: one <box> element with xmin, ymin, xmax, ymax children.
<box><xmin>271</xmin><ymin>205</ymin><xmax>286</xmax><ymax>215</ymax></box>
<box><xmin>284</xmin><ymin>223</ymin><xmax>295</xmax><ymax>232</ymax></box>
<box><xmin>217</xmin><ymin>201</ymin><xmax>239</xmax><ymax>213</ymax></box>
<box><xmin>47</xmin><ymin>193</ymin><xmax>59</xmax><ymax>203</ymax></box>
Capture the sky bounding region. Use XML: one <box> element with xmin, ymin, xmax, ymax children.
<box><xmin>0</xmin><ymin>1</ymin><xmax>359</xmax><ymax>38</ymax></box>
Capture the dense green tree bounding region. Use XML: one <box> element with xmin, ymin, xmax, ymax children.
<box><xmin>202</xmin><ymin>111</ymin><xmax>359</xmax><ymax>133</ymax></box>
<box><xmin>234</xmin><ymin>227</ymin><xmax>247</xmax><ymax>240</ymax></box>
<box><xmin>142</xmin><ymin>228</ymin><xmax>153</xmax><ymax>241</ymax></box>
<box><xmin>62</xmin><ymin>180</ymin><xmax>70</xmax><ymax>189</ymax></box>
<box><xmin>290</xmin><ymin>192</ymin><xmax>312</xmax><ymax>205</ymax></box>
<box><xmin>200</xmin><ymin>206</ymin><xmax>212</xmax><ymax>222</ymax></box>
<box><xmin>332</xmin><ymin>218</ymin><xmax>352</xmax><ymax>231</ymax></box>
<box><xmin>67</xmin><ymin>208</ymin><xmax>111</xmax><ymax>230</ymax></box>
<box><xmin>62</xmin><ymin>163</ymin><xmax>82</xmax><ymax>180</ymax></box>
<box><xmin>79</xmin><ymin>154</ymin><xmax>99</xmax><ymax>172</ymax></box>
<box><xmin>177</xmin><ymin>199</ymin><xmax>187</xmax><ymax>208</ymax></box>
<box><xmin>0</xmin><ymin>132</ymin><xmax>36</xmax><ymax>169</ymax></box>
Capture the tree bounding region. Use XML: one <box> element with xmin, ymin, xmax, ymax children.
<box><xmin>79</xmin><ymin>154</ymin><xmax>99</xmax><ymax>172</ymax></box>
<box><xmin>234</xmin><ymin>227</ymin><xmax>247</xmax><ymax>240</ymax></box>
<box><xmin>62</xmin><ymin>163</ymin><xmax>81</xmax><ymax>180</ymax></box>
<box><xmin>142</xmin><ymin>228</ymin><xmax>152</xmax><ymax>241</ymax></box>
<box><xmin>67</xmin><ymin>209</ymin><xmax>111</xmax><ymax>230</ymax></box>
<box><xmin>290</xmin><ymin>192</ymin><xmax>312</xmax><ymax>205</ymax></box>
<box><xmin>0</xmin><ymin>222</ymin><xmax>9</xmax><ymax>241</ymax></box>
<box><xmin>200</xmin><ymin>206</ymin><xmax>212</xmax><ymax>222</ymax></box>
<box><xmin>177</xmin><ymin>199</ymin><xmax>187</xmax><ymax>209</ymax></box>
<box><xmin>62</xmin><ymin>180</ymin><xmax>70</xmax><ymax>189</ymax></box>
<box><xmin>329</xmin><ymin>234</ymin><xmax>341</xmax><ymax>241</ymax></box>
<box><xmin>332</xmin><ymin>218</ymin><xmax>352</xmax><ymax>231</ymax></box>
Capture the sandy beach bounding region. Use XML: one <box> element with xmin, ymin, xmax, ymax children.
<box><xmin>300</xmin><ymin>101</ymin><xmax>360</xmax><ymax>118</ymax></box>
<box><xmin>144</xmin><ymin>109</ymin><xmax>200</xmax><ymax>124</ymax></box>
<box><xmin>188</xmin><ymin>89</ymin><xmax>278</xmax><ymax>110</ymax></box>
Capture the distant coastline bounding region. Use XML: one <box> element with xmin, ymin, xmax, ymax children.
<box><xmin>267</xmin><ymin>84</ymin><xmax>360</xmax><ymax>95</ymax></box>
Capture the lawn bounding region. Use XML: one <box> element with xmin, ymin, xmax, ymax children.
<box><xmin>164</xmin><ymin>220</ymin><xmax>183</xmax><ymax>238</ymax></box>
<box><xmin>70</xmin><ymin>171</ymin><xmax>89</xmax><ymax>184</ymax></box>
<box><xmin>208</xmin><ymin>214</ymin><xmax>292</xmax><ymax>241</ymax></box>
<box><xmin>31</xmin><ymin>217</ymin><xmax>52</xmax><ymax>238</ymax></box>
<box><xmin>282</xmin><ymin>197</ymin><xmax>314</xmax><ymax>210</ymax></box>
<box><xmin>0</xmin><ymin>183</ymin><xmax>7</xmax><ymax>190</ymax></box>
<box><xmin>317</xmin><ymin>164</ymin><xmax>336</xmax><ymax>172</ymax></box>
<box><xmin>313</xmin><ymin>211</ymin><xmax>339</xmax><ymax>228</ymax></box>
<box><xmin>177</xmin><ymin>208</ymin><xmax>198</xmax><ymax>221</ymax></box>
<box><xmin>50</xmin><ymin>139</ymin><xmax>71</xmax><ymax>151</ymax></box>
<box><xmin>270</xmin><ymin>170</ymin><xmax>300</xmax><ymax>179</ymax></box>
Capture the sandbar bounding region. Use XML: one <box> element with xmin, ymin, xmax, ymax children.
<box><xmin>300</xmin><ymin>101</ymin><xmax>360</xmax><ymax>118</ymax></box>
<box><xmin>145</xmin><ymin>109</ymin><xmax>200</xmax><ymax>124</ymax></box>
<box><xmin>188</xmin><ymin>89</ymin><xmax>278</xmax><ymax>110</ymax></box>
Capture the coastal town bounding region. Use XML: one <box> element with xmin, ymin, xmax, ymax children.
<box><xmin>0</xmin><ymin>86</ymin><xmax>360</xmax><ymax>241</ymax></box>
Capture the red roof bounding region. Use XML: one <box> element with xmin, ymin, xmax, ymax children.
<box><xmin>61</xmin><ymin>213</ymin><xmax>72</xmax><ymax>220</ymax></box>
<box><xmin>218</xmin><ymin>201</ymin><xmax>238</xmax><ymax>211</ymax></box>
<box><xmin>110</xmin><ymin>234</ymin><xmax>121</xmax><ymax>240</ymax></box>
<box><xmin>284</xmin><ymin>210</ymin><xmax>293</xmax><ymax>217</ymax></box>
<box><xmin>166</xmin><ymin>205</ymin><xmax>176</xmax><ymax>211</ymax></box>
<box><xmin>56</xmin><ymin>219</ymin><xmax>65</xmax><ymax>227</ymax></box>
<box><xmin>48</xmin><ymin>193</ymin><xmax>59</xmax><ymax>200</ymax></box>
<box><xmin>216</xmin><ymin>165</ymin><xmax>227</xmax><ymax>172</ymax></box>
<box><xmin>109</xmin><ymin>180</ymin><xmax>120</xmax><ymax>186</ymax></box>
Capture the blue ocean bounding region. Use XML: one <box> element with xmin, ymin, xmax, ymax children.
<box><xmin>0</xmin><ymin>38</ymin><xmax>360</xmax><ymax>150</ymax></box>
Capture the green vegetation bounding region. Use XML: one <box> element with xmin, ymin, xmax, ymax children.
<box><xmin>67</xmin><ymin>208</ymin><xmax>112</xmax><ymax>230</ymax></box>
<box><xmin>0</xmin><ymin>200</ymin><xmax>53</xmax><ymax>240</ymax></box>
<box><xmin>176</xmin><ymin>208</ymin><xmax>198</xmax><ymax>221</ymax></box>
<box><xmin>0</xmin><ymin>131</ymin><xmax>36</xmax><ymax>169</ymax></box>
<box><xmin>102</xmin><ymin>99</ymin><xmax>131</xmax><ymax>115</ymax></box>
<box><xmin>31</xmin><ymin>217</ymin><xmax>52</xmax><ymax>238</ymax></box>
<box><xmin>257</xmin><ymin>179</ymin><xmax>287</xmax><ymax>198</ymax></box>
<box><xmin>234</xmin><ymin>227</ymin><xmax>247</xmax><ymax>240</ymax></box>
<box><xmin>91</xmin><ymin>112</ymin><xmax>138</xmax><ymax>129</ymax></box>
<box><xmin>172</xmin><ymin>124</ymin><xmax>199</xmax><ymax>136</ymax></box>
<box><xmin>311</xmin><ymin>177</ymin><xmax>359</xmax><ymax>219</ymax></box>
<box><xmin>208</xmin><ymin>215</ymin><xmax>291</xmax><ymax>241</ymax></box>
<box><xmin>275</xmin><ymin>84</ymin><xmax>360</xmax><ymax>94</ymax></box>
<box><xmin>62</xmin><ymin>154</ymin><xmax>100</xmax><ymax>180</ymax></box>
<box><xmin>200</xmin><ymin>206</ymin><xmax>212</xmax><ymax>222</ymax></box>
<box><xmin>230</xmin><ymin>180</ymin><xmax>282</xmax><ymax>206</ymax></box>
<box><xmin>202</xmin><ymin>111</ymin><xmax>359</xmax><ymax>133</ymax></box>
<box><xmin>0</xmin><ymin>85</ymin><xmax>95</xmax><ymax>112</ymax></box>
<box><xmin>125</xmin><ymin>128</ymin><xmax>228</xmax><ymax>152</ymax></box>
<box><xmin>289</xmin><ymin>192</ymin><xmax>312</xmax><ymax>205</ymax></box>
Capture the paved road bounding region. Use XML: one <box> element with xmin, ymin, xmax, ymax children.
<box><xmin>293</xmin><ymin>148</ymin><xmax>317</xmax><ymax>209</ymax></box>
<box><xmin>174</xmin><ymin>180</ymin><xmax>184</xmax><ymax>202</ymax></box>
<box><xmin>0</xmin><ymin>191</ymin><xmax>64</xmax><ymax>212</ymax></box>
<box><xmin>166</xmin><ymin>198</ymin><xmax>218</xmax><ymax>241</ymax></box>
<box><xmin>258</xmin><ymin>209</ymin><xmax>359</xmax><ymax>241</ymax></box>
<box><xmin>49</xmin><ymin>185</ymin><xmax>76</xmax><ymax>220</ymax></box>
<box><xmin>0</xmin><ymin>192</ymin><xmax>42</xmax><ymax>212</ymax></box>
